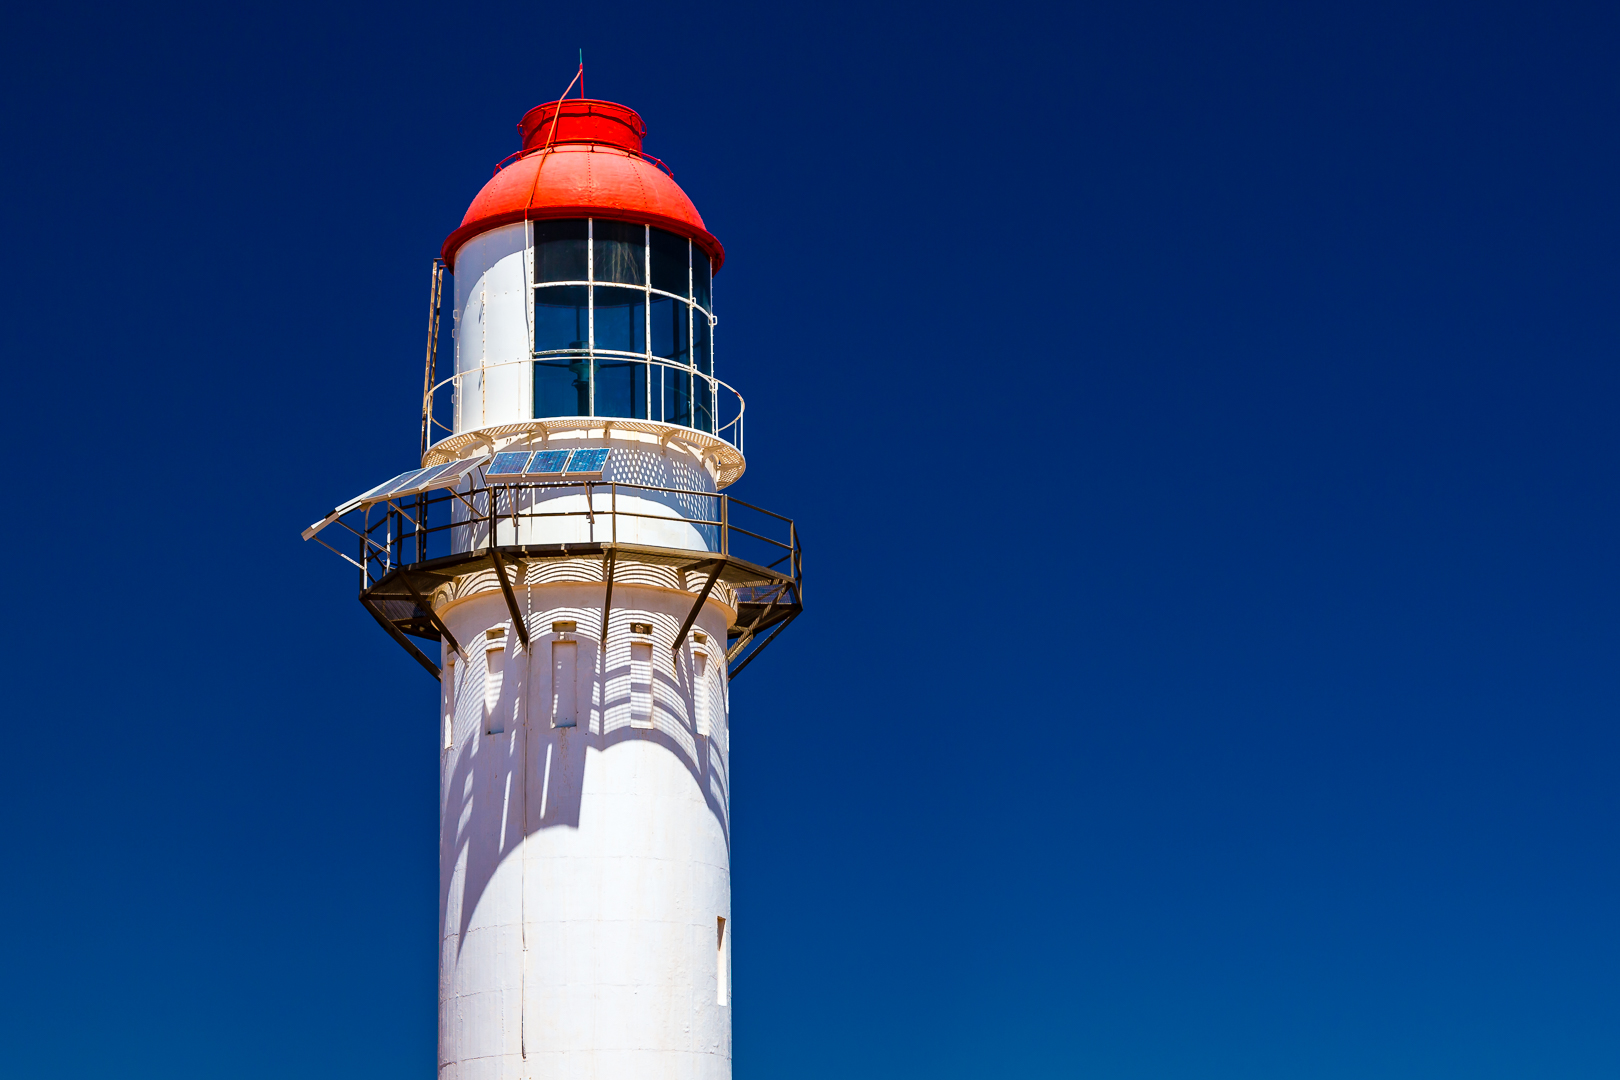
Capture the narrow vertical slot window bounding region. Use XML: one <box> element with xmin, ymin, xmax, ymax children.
<box><xmin>443</xmin><ymin>656</ymin><xmax>457</xmax><ymax>750</ymax></box>
<box><xmin>552</xmin><ymin>639</ymin><xmax>578</xmax><ymax>728</ymax></box>
<box><xmin>716</xmin><ymin>916</ymin><xmax>728</xmax><ymax>1006</ymax></box>
<box><xmin>485</xmin><ymin>645</ymin><xmax>506</xmax><ymax>734</ymax></box>
<box><xmin>630</xmin><ymin>641</ymin><xmax>654</xmax><ymax>728</ymax></box>
<box><xmin>693</xmin><ymin>651</ymin><xmax>710</xmax><ymax>737</ymax></box>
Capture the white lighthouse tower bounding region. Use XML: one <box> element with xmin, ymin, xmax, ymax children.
<box><xmin>303</xmin><ymin>94</ymin><xmax>802</xmax><ymax>1079</ymax></box>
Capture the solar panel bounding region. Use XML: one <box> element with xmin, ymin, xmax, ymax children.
<box><xmin>366</xmin><ymin>457</ymin><xmax>485</xmax><ymax>505</ymax></box>
<box><xmin>353</xmin><ymin>469</ymin><xmax>420</xmax><ymax>505</ymax></box>
<box><xmin>305</xmin><ymin>455</ymin><xmax>490</xmax><ymax>541</ymax></box>
<box><xmin>376</xmin><ymin>467</ymin><xmax>437</xmax><ymax>499</ymax></box>
<box><xmin>486</xmin><ymin>450</ymin><xmax>533</xmax><ymax>479</ymax></box>
<box><xmin>396</xmin><ymin>459</ymin><xmax>469</xmax><ymax>496</ymax></box>
<box><xmin>418</xmin><ymin>456</ymin><xmax>487</xmax><ymax>491</ymax></box>
<box><xmin>526</xmin><ymin>449</ymin><xmax>572</xmax><ymax>475</ymax></box>
<box><xmin>565</xmin><ymin>448</ymin><xmax>611</xmax><ymax>475</ymax></box>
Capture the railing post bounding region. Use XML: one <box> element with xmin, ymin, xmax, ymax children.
<box><xmin>721</xmin><ymin>494</ymin><xmax>728</xmax><ymax>556</ymax></box>
<box><xmin>611</xmin><ymin>482</ymin><xmax>617</xmax><ymax>545</ymax></box>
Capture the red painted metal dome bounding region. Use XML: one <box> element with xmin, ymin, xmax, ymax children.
<box><xmin>441</xmin><ymin>99</ymin><xmax>724</xmax><ymax>271</ymax></box>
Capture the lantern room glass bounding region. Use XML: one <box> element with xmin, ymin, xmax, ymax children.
<box><xmin>532</xmin><ymin>218</ymin><xmax>716</xmax><ymax>432</ymax></box>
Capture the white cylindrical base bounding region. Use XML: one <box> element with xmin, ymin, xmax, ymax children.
<box><xmin>437</xmin><ymin>574</ymin><xmax>732</xmax><ymax>1080</ymax></box>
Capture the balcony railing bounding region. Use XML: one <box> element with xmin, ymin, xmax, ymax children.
<box><xmin>308</xmin><ymin>471</ymin><xmax>802</xmax><ymax>680</ymax></box>
<box><xmin>424</xmin><ymin>356</ymin><xmax>745</xmax><ymax>454</ymax></box>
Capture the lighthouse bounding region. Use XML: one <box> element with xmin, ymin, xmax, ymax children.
<box><xmin>303</xmin><ymin>94</ymin><xmax>802</xmax><ymax>1079</ymax></box>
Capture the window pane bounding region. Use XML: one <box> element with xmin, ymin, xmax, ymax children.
<box><xmin>534</xmin><ymin>219</ymin><xmax>588</xmax><ymax>282</ymax></box>
<box><xmin>650</xmin><ymin>227</ymin><xmax>689</xmax><ymax>297</ymax></box>
<box><xmin>651</xmin><ymin>296</ymin><xmax>688</xmax><ymax>363</ymax></box>
<box><xmin>592</xmin><ymin>220</ymin><xmax>645</xmax><ymax>285</ymax></box>
<box><xmin>534</xmin><ymin>285</ymin><xmax>589</xmax><ymax>352</ymax></box>
<box><xmin>534</xmin><ymin>357</ymin><xmax>591</xmax><ymax>417</ymax></box>
<box><xmin>693</xmin><ymin>253</ymin><xmax>712</xmax><ymax>312</ymax></box>
<box><xmin>693</xmin><ymin>314</ymin><xmax>714</xmax><ymax>433</ymax></box>
<box><xmin>693</xmin><ymin>312</ymin><xmax>712</xmax><ymax>376</ymax></box>
<box><xmin>592</xmin><ymin>286</ymin><xmax>646</xmax><ymax>354</ymax></box>
<box><xmin>594</xmin><ymin>357</ymin><xmax>649</xmax><ymax>419</ymax></box>
<box><xmin>660</xmin><ymin>363</ymin><xmax>691</xmax><ymax>427</ymax></box>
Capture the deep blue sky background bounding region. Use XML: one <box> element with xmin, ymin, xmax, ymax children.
<box><xmin>3</xmin><ymin>1</ymin><xmax>1619</xmax><ymax>1076</ymax></box>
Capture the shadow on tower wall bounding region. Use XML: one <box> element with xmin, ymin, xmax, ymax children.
<box><xmin>440</xmin><ymin>630</ymin><xmax>729</xmax><ymax>958</ymax></box>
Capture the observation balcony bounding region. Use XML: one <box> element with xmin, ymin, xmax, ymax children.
<box><xmin>304</xmin><ymin>467</ymin><xmax>801</xmax><ymax>681</ymax></box>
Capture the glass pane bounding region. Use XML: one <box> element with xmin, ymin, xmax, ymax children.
<box><xmin>534</xmin><ymin>219</ymin><xmax>588</xmax><ymax>282</ymax></box>
<box><xmin>534</xmin><ymin>285</ymin><xmax>589</xmax><ymax>352</ymax></box>
<box><xmin>651</xmin><ymin>296</ymin><xmax>688</xmax><ymax>363</ymax></box>
<box><xmin>693</xmin><ymin>311</ymin><xmax>712</xmax><ymax>376</ymax></box>
<box><xmin>693</xmin><ymin>314</ymin><xmax>714</xmax><ymax>433</ymax></box>
<box><xmin>534</xmin><ymin>357</ymin><xmax>591</xmax><ymax>418</ymax></box>
<box><xmin>693</xmin><ymin>253</ymin><xmax>711</xmax><ymax>312</ymax></box>
<box><xmin>660</xmin><ymin>364</ymin><xmax>691</xmax><ymax>427</ymax></box>
<box><xmin>593</xmin><ymin>357</ymin><xmax>648</xmax><ymax>419</ymax></box>
<box><xmin>592</xmin><ymin>286</ymin><xmax>646</xmax><ymax>354</ymax></box>
<box><xmin>650</xmin><ymin>227</ymin><xmax>689</xmax><ymax>297</ymax></box>
<box><xmin>592</xmin><ymin>220</ymin><xmax>645</xmax><ymax>285</ymax></box>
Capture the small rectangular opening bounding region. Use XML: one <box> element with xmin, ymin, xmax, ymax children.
<box><xmin>630</xmin><ymin>641</ymin><xmax>653</xmax><ymax>728</ymax></box>
<box><xmin>694</xmin><ymin>652</ymin><xmax>710</xmax><ymax>737</ymax></box>
<box><xmin>485</xmin><ymin>646</ymin><xmax>505</xmax><ymax>734</ymax></box>
<box><xmin>442</xmin><ymin>656</ymin><xmax>457</xmax><ymax>750</ymax></box>
<box><xmin>552</xmin><ymin>639</ymin><xmax>578</xmax><ymax>728</ymax></box>
<box><xmin>552</xmin><ymin>620</ymin><xmax>577</xmax><ymax>634</ymax></box>
<box><xmin>630</xmin><ymin>621</ymin><xmax>653</xmax><ymax>636</ymax></box>
<box><xmin>716</xmin><ymin>916</ymin><xmax>728</xmax><ymax>1006</ymax></box>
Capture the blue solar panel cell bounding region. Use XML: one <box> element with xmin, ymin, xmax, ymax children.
<box><xmin>526</xmin><ymin>449</ymin><xmax>572</xmax><ymax>475</ymax></box>
<box><xmin>566</xmin><ymin>448</ymin><xmax>610</xmax><ymax>474</ymax></box>
<box><xmin>487</xmin><ymin>451</ymin><xmax>533</xmax><ymax>478</ymax></box>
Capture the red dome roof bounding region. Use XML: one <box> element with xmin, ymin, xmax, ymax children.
<box><xmin>441</xmin><ymin>98</ymin><xmax>724</xmax><ymax>272</ymax></box>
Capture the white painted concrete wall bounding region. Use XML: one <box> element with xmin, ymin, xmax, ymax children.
<box><xmin>454</xmin><ymin>223</ymin><xmax>531</xmax><ymax>432</ymax></box>
<box><xmin>437</xmin><ymin>578</ymin><xmax>732</xmax><ymax>1080</ymax></box>
<box><xmin>452</xmin><ymin>441</ymin><xmax>721</xmax><ymax>555</ymax></box>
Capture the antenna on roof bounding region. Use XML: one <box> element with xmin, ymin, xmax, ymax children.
<box><xmin>545</xmin><ymin>61</ymin><xmax>584</xmax><ymax>150</ymax></box>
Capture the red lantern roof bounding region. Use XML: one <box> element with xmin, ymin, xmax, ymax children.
<box><xmin>441</xmin><ymin>99</ymin><xmax>724</xmax><ymax>272</ymax></box>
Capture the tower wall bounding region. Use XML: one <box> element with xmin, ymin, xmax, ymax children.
<box><xmin>450</xmin><ymin>438</ymin><xmax>722</xmax><ymax>555</ymax></box>
<box><xmin>437</xmin><ymin>574</ymin><xmax>733</xmax><ymax>1080</ymax></box>
<box><xmin>453</xmin><ymin>223</ymin><xmax>531</xmax><ymax>433</ymax></box>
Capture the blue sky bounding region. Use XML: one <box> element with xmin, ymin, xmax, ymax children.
<box><xmin>2</xmin><ymin>1</ymin><xmax>1619</xmax><ymax>1076</ymax></box>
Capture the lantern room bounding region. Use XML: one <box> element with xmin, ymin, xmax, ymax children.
<box><xmin>427</xmin><ymin>99</ymin><xmax>740</xmax><ymax>476</ymax></box>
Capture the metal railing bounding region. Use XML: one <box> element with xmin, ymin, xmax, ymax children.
<box><xmin>355</xmin><ymin>476</ymin><xmax>798</xmax><ymax>594</ymax></box>
<box><xmin>424</xmin><ymin>356</ymin><xmax>744</xmax><ymax>454</ymax></box>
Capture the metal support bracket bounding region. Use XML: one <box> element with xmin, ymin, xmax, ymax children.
<box><xmin>729</xmin><ymin>608</ymin><xmax>799</xmax><ymax>680</ymax></box>
<box><xmin>398</xmin><ymin>570</ymin><xmax>466</xmax><ymax>659</ymax></box>
<box><xmin>672</xmin><ymin>559</ymin><xmax>725</xmax><ymax>655</ymax></box>
<box><xmin>489</xmin><ymin>548</ymin><xmax>530</xmax><ymax>650</ymax></box>
<box><xmin>361</xmin><ymin>594</ymin><xmax>442</xmax><ymax>679</ymax></box>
